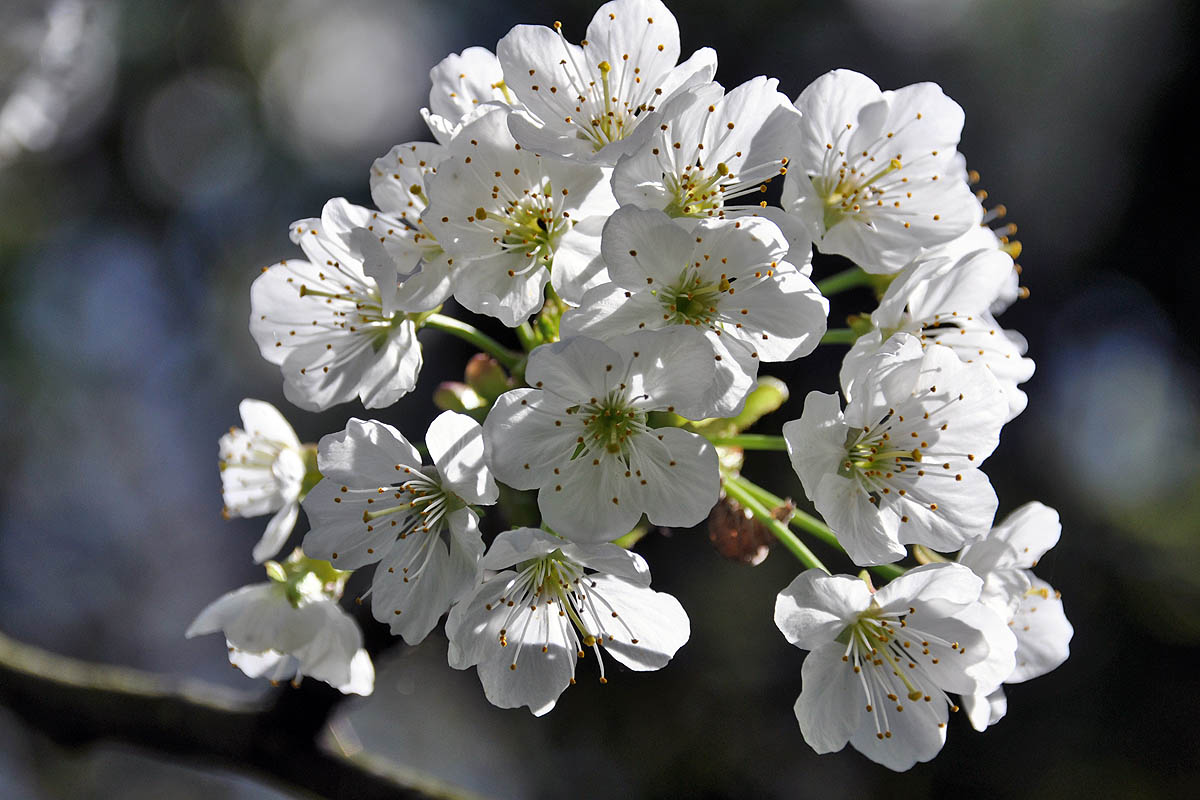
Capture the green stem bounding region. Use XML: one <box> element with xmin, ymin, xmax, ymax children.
<box><xmin>424</xmin><ymin>314</ymin><xmax>522</xmax><ymax>370</ymax></box>
<box><xmin>730</xmin><ymin>474</ymin><xmax>905</xmax><ymax>580</ymax></box>
<box><xmin>515</xmin><ymin>322</ymin><xmax>538</xmax><ymax>353</ymax></box>
<box><xmin>819</xmin><ymin>328</ymin><xmax>860</xmax><ymax>345</ymax></box>
<box><xmin>709</xmin><ymin>434</ymin><xmax>788</xmax><ymax>451</ymax></box>
<box><xmin>722</xmin><ymin>474</ymin><xmax>828</xmax><ymax>573</ymax></box>
<box><xmin>816</xmin><ymin>267</ymin><xmax>872</xmax><ymax>295</ymax></box>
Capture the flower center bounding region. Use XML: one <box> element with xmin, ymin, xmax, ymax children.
<box><xmin>487</xmin><ymin>549</ymin><xmax>641</xmax><ymax>684</ymax></box>
<box><xmin>836</xmin><ymin>604</ymin><xmax>963</xmax><ymax>741</ymax></box>
<box><xmin>265</xmin><ymin>553</ymin><xmax>348</xmax><ymax>609</ymax></box>
<box><xmin>361</xmin><ymin>467</ymin><xmax>462</xmax><ymax>539</ymax></box>
<box><xmin>816</xmin><ymin>157</ymin><xmax>902</xmax><ymax>232</ymax></box>
<box><xmin>839</xmin><ymin>424</ymin><xmax>924</xmax><ymax>478</ymax></box>
<box><xmin>489</xmin><ymin>191</ymin><xmax>566</xmax><ymax>272</ymax></box>
<box><xmin>657</xmin><ymin>269</ymin><xmax>731</xmax><ymax>327</ymax></box>
<box><xmin>662</xmin><ymin>161</ymin><xmax>731</xmax><ymax>218</ymax></box>
<box><xmin>579</xmin><ymin>391</ymin><xmax>646</xmax><ymax>458</ymax></box>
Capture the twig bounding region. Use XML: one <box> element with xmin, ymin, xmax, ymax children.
<box><xmin>0</xmin><ymin>628</ymin><xmax>480</xmax><ymax>800</ymax></box>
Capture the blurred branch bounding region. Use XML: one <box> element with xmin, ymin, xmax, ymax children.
<box><xmin>0</xmin><ymin>628</ymin><xmax>479</xmax><ymax>800</ymax></box>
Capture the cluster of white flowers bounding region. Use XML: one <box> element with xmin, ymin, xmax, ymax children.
<box><xmin>189</xmin><ymin>0</ymin><xmax>1070</xmax><ymax>771</ymax></box>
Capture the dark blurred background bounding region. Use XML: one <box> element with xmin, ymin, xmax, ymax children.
<box><xmin>1</xmin><ymin>0</ymin><xmax>1197</xmax><ymax>797</ymax></box>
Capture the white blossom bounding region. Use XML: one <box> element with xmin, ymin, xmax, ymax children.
<box><xmin>561</xmin><ymin>207</ymin><xmax>827</xmax><ymax>417</ymax></box>
<box><xmin>611</xmin><ymin>77</ymin><xmax>799</xmax><ymax>220</ymax></box>
<box><xmin>781</xmin><ymin>69</ymin><xmax>980</xmax><ymax>273</ymax></box>
<box><xmin>422</xmin><ymin>107</ymin><xmax>618</xmax><ymax>320</ymax></box>
<box><xmin>956</xmin><ymin>502</ymin><xmax>1073</xmax><ymax>730</ymax></box>
<box><xmin>249</xmin><ymin>198</ymin><xmax>424</xmax><ymax>411</ymax></box>
<box><xmin>484</xmin><ymin>331</ymin><xmax>720</xmax><ymax>542</ymax></box>
<box><xmin>186</xmin><ymin>553</ymin><xmax>374</xmax><ymax>696</ymax></box>
<box><xmin>446</xmin><ymin>527</ymin><xmax>689</xmax><ymax>715</ymax></box>
<box><xmin>774</xmin><ymin>564</ymin><xmax>1016</xmax><ymax>770</ymax></box>
<box><xmin>421</xmin><ymin>46</ymin><xmax>511</xmax><ymax>145</ymax></box>
<box><xmin>783</xmin><ymin>334</ymin><xmax>1008</xmax><ymax>565</ymax></box>
<box><xmin>302</xmin><ymin>414</ymin><xmax>497</xmax><ymax>645</ymax></box>
<box><xmin>364</xmin><ymin>141</ymin><xmax>456</xmax><ymax>313</ymax></box>
<box><xmin>219</xmin><ymin>398</ymin><xmax>307</xmax><ymax>563</ymax></box>
<box><xmin>496</xmin><ymin>0</ymin><xmax>716</xmax><ymax>164</ymax></box>
<box><xmin>841</xmin><ymin>248</ymin><xmax>1035</xmax><ymax>420</ymax></box>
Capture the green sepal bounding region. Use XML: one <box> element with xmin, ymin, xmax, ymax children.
<box><xmin>297</xmin><ymin>445</ymin><xmax>322</xmax><ymax>501</ymax></box>
<box><xmin>683</xmin><ymin>377</ymin><xmax>790</xmax><ymax>439</ymax></box>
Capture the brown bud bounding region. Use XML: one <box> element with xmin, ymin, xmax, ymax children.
<box><xmin>707</xmin><ymin>496</ymin><xmax>772</xmax><ymax>566</ymax></box>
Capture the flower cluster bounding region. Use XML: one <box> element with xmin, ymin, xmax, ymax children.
<box><xmin>189</xmin><ymin>0</ymin><xmax>1069</xmax><ymax>772</ymax></box>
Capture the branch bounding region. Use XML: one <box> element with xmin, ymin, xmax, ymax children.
<box><xmin>0</xmin><ymin>628</ymin><xmax>480</xmax><ymax>800</ymax></box>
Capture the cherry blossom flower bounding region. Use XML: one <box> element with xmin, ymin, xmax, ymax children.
<box><xmin>421</xmin><ymin>47</ymin><xmax>511</xmax><ymax>145</ymax></box>
<box><xmin>422</xmin><ymin>107</ymin><xmax>618</xmax><ymax>320</ymax></box>
<box><xmin>219</xmin><ymin>399</ymin><xmax>309</xmax><ymax>563</ymax></box>
<box><xmin>561</xmin><ymin>207</ymin><xmax>827</xmax><ymax>417</ymax></box>
<box><xmin>446</xmin><ymin>527</ymin><xmax>689</xmax><ymax>715</ymax></box>
<box><xmin>187</xmin><ymin>552</ymin><xmax>374</xmax><ymax>696</ymax></box>
<box><xmin>484</xmin><ymin>331</ymin><xmax>720</xmax><ymax>542</ymax></box>
<box><xmin>840</xmin><ymin>248</ymin><xmax>1034</xmax><ymax>420</ymax></box>
<box><xmin>783</xmin><ymin>334</ymin><xmax>1008</xmax><ymax>565</ymax></box>
<box><xmin>496</xmin><ymin>0</ymin><xmax>716</xmax><ymax>164</ymax></box>
<box><xmin>250</xmin><ymin>198</ymin><xmax>425</xmax><ymax>410</ymax></box>
<box><xmin>774</xmin><ymin>564</ymin><xmax>1015</xmax><ymax>770</ymax></box>
<box><xmin>956</xmin><ymin>502</ymin><xmax>1073</xmax><ymax>730</ymax></box>
<box><xmin>611</xmin><ymin>77</ymin><xmax>799</xmax><ymax>220</ymax></box>
<box><xmin>363</xmin><ymin>140</ymin><xmax>456</xmax><ymax>313</ymax></box>
<box><xmin>302</xmin><ymin>413</ymin><xmax>497</xmax><ymax>645</ymax></box>
<box><xmin>781</xmin><ymin>69</ymin><xmax>980</xmax><ymax>273</ymax></box>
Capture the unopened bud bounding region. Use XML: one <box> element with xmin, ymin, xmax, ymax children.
<box><xmin>433</xmin><ymin>381</ymin><xmax>488</xmax><ymax>414</ymax></box>
<box><xmin>464</xmin><ymin>354</ymin><xmax>510</xmax><ymax>401</ymax></box>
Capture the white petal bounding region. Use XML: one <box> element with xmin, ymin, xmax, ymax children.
<box><xmin>426</xmin><ymin>411</ymin><xmax>497</xmax><ymax>504</ymax></box>
<box><xmin>916</xmin><ymin>603</ymin><xmax>1016</xmax><ymax>695</ymax></box>
<box><xmin>288</xmin><ymin>600</ymin><xmax>363</xmax><ymax>689</ymax></box>
<box><xmin>580</xmin><ymin>574</ymin><xmax>689</xmax><ymax>671</ymax></box>
<box><xmin>369</xmin><ymin>140</ymin><xmax>445</xmax><ymax>217</ymax></box>
<box><xmin>252</xmin><ymin>502</ymin><xmax>299</xmax><ymax>564</ymax></box>
<box><xmin>873</xmin><ymin>562</ymin><xmax>982</xmax><ymax>614</ymax></box>
<box><xmin>226</xmin><ymin>647</ymin><xmax>290</xmax><ymax>681</ymax></box>
<box><xmin>524</xmin><ymin>338</ymin><xmax>620</xmax><ymax>403</ymax></box>
<box><xmin>426</xmin><ymin>47</ymin><xmax>505</xmax><ymax>125</ymax></box>
<box><xmin>237</xmin><ymin>399</ymin><xmax>300</xmax><ymax>449</ymax></box>
<box><xmin>963</xmin><ymin>501</ymin><xmax>1061</xmax><ymax>572</ymax></box>
<box><xmin>847</xmin><ymin>684</ymin><xmax>948</xmax><ymax>771</ymax></box>
<box><xmin>962</xmin><ymin>687</ymin><xmax>1007</xmax><ymax>732</ymax></box>
<box><xmin>370</xmin><ymin>519</ymin><xmax>480</xmax><ymax>645</ymax></box>
<box><xmin>445</xmin><ymin>572</ymin><xmax>575</xmax><ymax>716</ymax></box>
<box><xmin>629</xmin><ymin>426</ymin><xmax>720</xmax><ymax>530</ymax></box>
<box><xmin>538</xmin><ymin>452</ymin><xmax>642</xmax><ymax>543</ymax></box>
<box><xmin>301</xmin><ymin>479</ymin><xmax>404</xmax><ymax>569</ymax></box>
<box><xmin>484</xmin><ymin>390</ymin><xmax>576</xmax><ymax>490</ymax></box>
<box><xmin>609</xmin><ymin>328</ymin><xmax>718</xmax><ymax>413</ymax></box>
<box><xmin>783</xmin><ymin>391</ymin><xmax>849</xmax><ymax>502</ymax></box>
<box><xmin>186</xmin><ymin>583</ymin><xmax>275</xmax><ymax>639</ymax></box>
<box><xmin>1008</xmin><ymin>576</ymin><xmax>1072</xmax><ymax>683</ymax></box>
<box><xmin>598</xmin><ymin>206</ymin><xmax>695</xmax><ymax>286</ymax></box>
<box><xmin>315</xmin><ymin>418</ymin><xmax>421</xmax><ymax>484</ymax></box>
<box><xmin>695</xmin><ymin>331</ymin><xmax>757</xmax><ymax>419</ymax></box>
<box><xmin>814</xmin><ymin>471</ymin><xmax>906</xmax><ymax>566</ymax></box>
<box><xmin>560</xmin><ymin>541</ymin><xmax>652</xmax><ymax>586</ymax></box>
<box><xmin>480</xmin><ymin>528</ymin><xmax>564</xmax><ymax>571</ymax></box>
<box><xmin>338</xmin><ymin>649</ymin><xmax>376</xmax><ymax>696</ymax></box>
<box><xmin>794</xmin><ymin>641</ymin><xmax>864</xmax><ymax>755</ymax></box>
<box><xmin>774</xmin><ymin>570</ymin><xmax>870</xmax><ymax>650</ymax></box>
